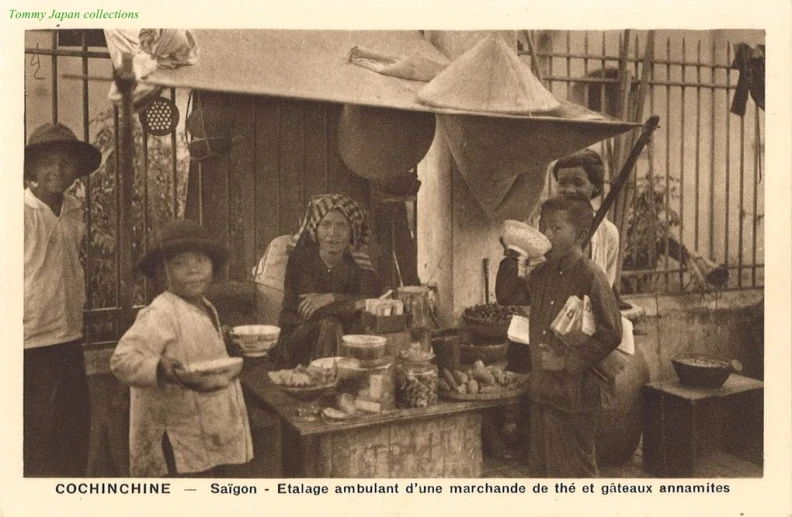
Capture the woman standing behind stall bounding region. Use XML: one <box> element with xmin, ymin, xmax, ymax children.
<box><xmin>552</xmin><ymin>149</ymin><xmax>620</xmax><ymax>287</ymax></box>
<box><xmin>270</xmin><ymin>194</ymin><xmax>382</xmax><ymax>368</ymax></box>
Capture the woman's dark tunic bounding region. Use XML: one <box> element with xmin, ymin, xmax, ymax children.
<box><xmin>273</xmin><ymin>243</ymin><xmax>381</xmax><ymax>367</ymax></box>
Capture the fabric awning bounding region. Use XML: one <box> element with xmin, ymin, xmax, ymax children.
<box><xmin>143</xmin><ymin>29</ymin><xmax>636</xmax><ymax>126</ymax></box>
<box><xmin>143</xmin><ymin>30</ymin><xmax>640</xmax><ymax>220</ymax></box>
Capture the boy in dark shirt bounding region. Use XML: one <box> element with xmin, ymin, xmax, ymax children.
<box><xmin>496</xmin><ymin>196</ymin><xmax>622</xmax><ymax>477</ymax></box>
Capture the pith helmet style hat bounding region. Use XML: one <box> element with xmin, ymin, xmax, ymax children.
<box><xmin>138</xmin><ymin>219</ymin><xmax>229</xmax><ymax>278</ymax></box>
<box><xmin>24</xmin><ymin>123</ymin><xmax>102</xmax><ymax>181</ymax></box>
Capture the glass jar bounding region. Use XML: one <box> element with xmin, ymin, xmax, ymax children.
<box><xmin>395</xmin><ymin>359</ymin><xmax>439</xmax><ymax>409</ymax></box>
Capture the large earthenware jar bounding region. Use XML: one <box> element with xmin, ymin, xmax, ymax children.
<box><xmin>595</xmin><ymin>305</ymin><xmax>650</xmax><ymax>466</ymax></box>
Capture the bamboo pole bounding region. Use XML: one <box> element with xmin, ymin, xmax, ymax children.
<box><xmin>612</xmin><ymin>31</ymin><xmax>656</xmax><ymax>295</ymax></box>
<box><xmin>522</xmin><ymin>30</ymin><xmax>545</xmax><ymax>85</ymax></box>
<box><xmin>588</xmin><ymin>115</ymin><xmax>660</xmax><ymax>244</ymax></box>
<box><xmin>610</xmin><ymin>29</ymin><xmax>632</xmax><ymax>194</ymax></box>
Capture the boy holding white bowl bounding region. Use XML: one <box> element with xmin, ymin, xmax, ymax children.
<box><xmin>111</xmin><ymin>220</ymin><xmax>253</xmax><ymax>477</ymax></box>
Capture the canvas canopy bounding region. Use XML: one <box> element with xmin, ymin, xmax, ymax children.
<box><xmin>143</xmin><ymin>30</ymin><xmax>639</xmax><ymax>219</ymax></box>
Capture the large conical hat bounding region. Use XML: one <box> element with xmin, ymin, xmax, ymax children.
<box><xmin>337</xmin><ymin>104</ymin><xmax>436</xmax><ymax>180</ymax></box>
<box><xmin>417</xmin><ymin>37</ymin><xmax>559</xmax><ymax>114</ymax></box>
<box><xmin>439</xmin><ymin>105</ymin><xmax>637</xmax><ymax>218</ymax></box>
<box><xmin>413</xmin><ymin>35</ymin><xmax>638</xmax><ymax>219</ymax></box>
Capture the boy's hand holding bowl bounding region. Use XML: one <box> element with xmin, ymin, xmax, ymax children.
<box><xmin>175</xmin><ymin>357</ymin><xmax>244</xmax><ymax>392</ymax></box>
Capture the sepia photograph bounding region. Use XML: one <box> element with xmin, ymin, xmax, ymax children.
<box><xmin>20</xmin><ymin>27</ymin><xmax>766</xmax><ymax>479</ymax></box>
<box><xmin>2</xmin><ymin>4</ymin><xmax>790</xmax><ymax>515</ymax></box>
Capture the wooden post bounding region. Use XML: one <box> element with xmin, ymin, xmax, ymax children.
<box><xmin>115</xmin><ymin>53</ymin><xmax>136</xmax><ymax>332</ymax></box>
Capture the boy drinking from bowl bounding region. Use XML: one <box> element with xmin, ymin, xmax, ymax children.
<box><xmin>496</xmin><ymin>196</ymin><xmax>622</xmax><ymax>477</ymax></box>
<box><xmin>110</xmin><ymin>220</ymin><xmax>252</xmax><ymax>477</ymax></box>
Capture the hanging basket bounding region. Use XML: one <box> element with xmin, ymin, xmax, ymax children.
<box><xmin>139</xmin><ymin>97</ymin><xmax>180</xmax><ymax>136</ymax></box>
<box><xmin>337</xmin><ymin>104</ymin><xmax>436</xmax><ymax>180</ymax></box>
<box><xmin>186</xmin><ymin>90</ymin><xmax>236</xmax><ymax>160</ymax></box>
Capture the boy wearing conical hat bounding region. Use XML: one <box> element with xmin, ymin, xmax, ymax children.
<box><xmin>110</xmin><ymin>220</ymin><xmax>253</xmax><ymax>477</ymax></box>
<box><xmin>24</xmin><ymin>123</ymin><xmax>102</xmax><ymax>477</ymax></box>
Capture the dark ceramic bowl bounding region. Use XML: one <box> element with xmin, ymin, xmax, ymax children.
<box><xmin>459</xmin><ymin>342</ymin><xmax>508</xmax><ymax>365</ymax></box>
<box><xmin>671</xmin><ymin>353</ymin><xmax>737</xmax><ymax>389</ymax></box>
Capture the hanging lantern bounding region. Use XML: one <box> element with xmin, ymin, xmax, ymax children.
<box><xmin>337</xmin><ymin>104</ymin><xmax>436</xmax><ymax>180</ymax></box>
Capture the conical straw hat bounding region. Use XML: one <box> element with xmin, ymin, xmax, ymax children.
<box><xmin>417</xmin><ymin>36</ymin><xmax>560</xmax><ymax>114</ymax></box>
<box><xmin>337</xmin><ymin>104</ymin><xmax>436</xmax><ymax>180</ymax></box>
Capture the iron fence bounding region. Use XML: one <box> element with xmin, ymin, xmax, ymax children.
<box><xmin>25</xmin><ymin>30</ymin><xmax>188</xmax><ymax>348</ymax></box>
<box><xmin>521</xmin><ymin>30</ymin><xmax>764</xmax><ymax>295</ymax></box>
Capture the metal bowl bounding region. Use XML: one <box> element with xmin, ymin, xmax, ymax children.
<box><xmin>671</xmin><ymin>353</ymin><xmax>737</xmax><ymax>389</ymax></box>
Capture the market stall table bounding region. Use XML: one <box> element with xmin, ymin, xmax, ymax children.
<box><xmin>240</xmin><ymin>357</ymin><xmax>520</xmax><ymax>478</ymax></box>
<box><xmin>642</xmin><ymin>374</ymin><xmax>763</xmax><ymax>477</ymax></box>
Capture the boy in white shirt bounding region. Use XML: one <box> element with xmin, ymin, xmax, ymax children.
<box><xmin>111</xmin><ymin>220</ymin><xmax>253</xmax><ymax>477</ymax></box>
<box><xmin>24</xmin><ymin>123</ymin><xmax>102</xmax><ymax>477</ymax></box>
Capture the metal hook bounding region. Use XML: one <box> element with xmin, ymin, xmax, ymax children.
<box><xmin>30</xmin><ymin>43</ymin><xmax>43</xmax><ymax>80</ymax></box>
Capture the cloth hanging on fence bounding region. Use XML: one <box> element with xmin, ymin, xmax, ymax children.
<box><xmin>104</xmin><ymin>29</ymin><xmax>199</xmax><ymax>112</ymax></box>
<box><xmin>730</xmin><ymin>43</ymin><xmax>765</xmax><ymax>116</ymax></box>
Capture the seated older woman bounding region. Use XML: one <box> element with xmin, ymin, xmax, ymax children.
<box><xmin>270</xmin><ymin>194</ymin><xmax>382</xmax><ymax>368</ymax></box>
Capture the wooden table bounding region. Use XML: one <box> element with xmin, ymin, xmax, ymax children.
<box><xmin>240</xmin><ymin>357</ymin><xmax>518</xmax><ymax>478</ymax></box>
<box><xmin>642</xmin><ymin>374</ymin><xmax>763</xmax><ymax>477</ymax></box>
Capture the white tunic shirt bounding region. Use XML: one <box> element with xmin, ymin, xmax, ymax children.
<box><xmin>111</xmin><ymin>291</ymin><xmax>253</xmax><ymax>476</ymax></box>
<box><xmin>24</xmin><ymin>188</ymin><xmax>86</xmax><ymax>349</ymax></box>
<box><xmin>589</xmin><ymin>218</ymin><xmax>620</xmax><ymax>288</ymax></box>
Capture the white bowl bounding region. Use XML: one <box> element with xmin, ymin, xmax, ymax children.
<box><xmin>177</xmin><ymin>357</ymin><xmax>243</xmax><ymax>391</ymax></box>
<box><xmin>501</xmin><ymin>220</ymin><xmax>551</xmax><ymax>258</ymax></box>
<box><xmin>231</xmin><ymin>325</ymin><xmax>281</xmax><ymax>353</ymax></box>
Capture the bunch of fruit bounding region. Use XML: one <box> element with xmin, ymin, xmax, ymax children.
<box><xmin>439</xmin><ymin>360</ymin><xmax>527</xmax><ymax>395</ymax></box>
<box><xmin>463</xmin><ymin>304</ymin><xmax>523</xmax><ymax>324</ymax></box>
<box><xmin>268</xmin><ymin>364</ymin><xmax>336</xmax><ymax>387</ymax></box>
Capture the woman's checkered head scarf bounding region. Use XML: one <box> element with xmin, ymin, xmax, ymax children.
<box><xmin>294</xmin><ymin>194</ymin><xmax>374</xmax><ymax>271</ymax></box>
